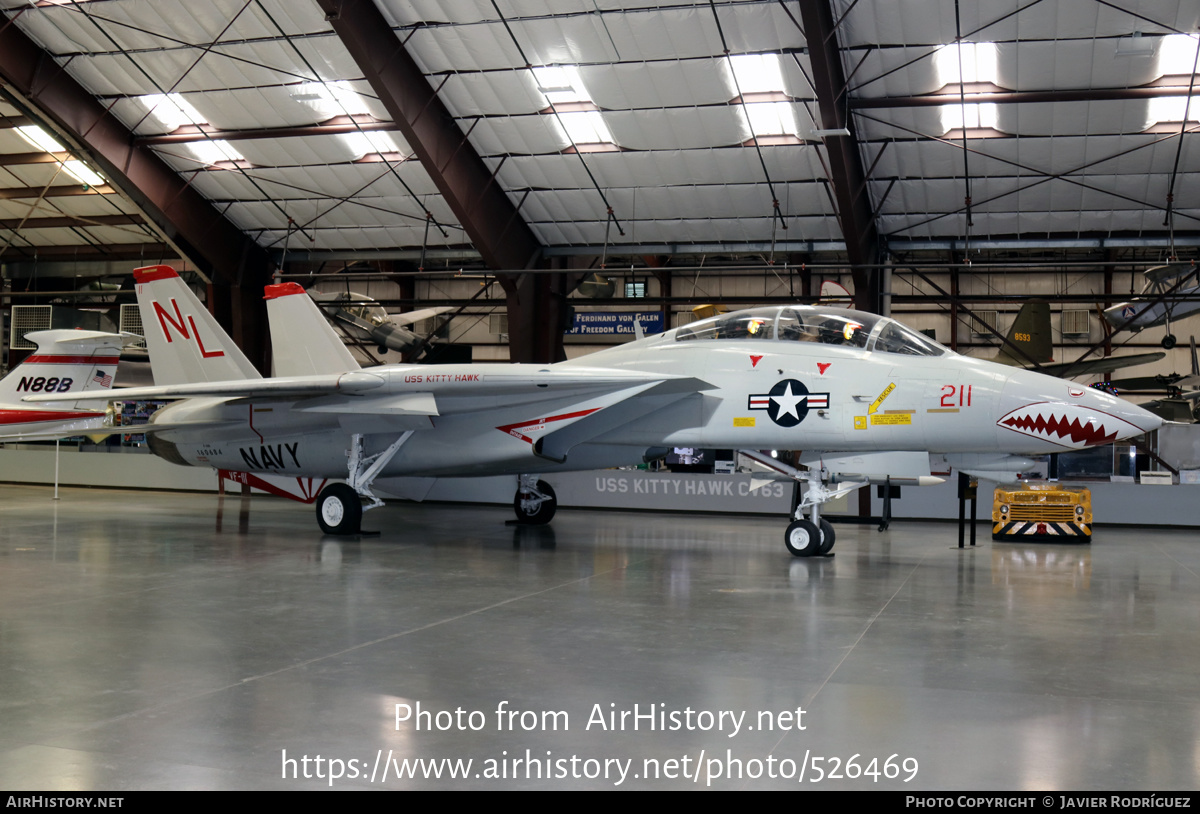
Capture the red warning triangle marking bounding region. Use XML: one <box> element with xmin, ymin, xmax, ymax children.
<box><xmin>817</xmin><ymin>362</ymin><xmax>831</xmax><ymax>375</ymax></box>
<box><xmin>750</xmin><ymin>355</ymin><xmax>763</xmax><ymax>367</ymax></box>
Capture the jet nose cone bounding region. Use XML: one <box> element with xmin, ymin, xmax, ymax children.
<box><xmin>999</xmin><ymin>379</ymin><xmax>1162</xmax><ymax>449</ymax></box>
<box><xmin>1104</xmin><ymin>393</ymin><xmax>1163</xmax><ymax>437</ymax></box>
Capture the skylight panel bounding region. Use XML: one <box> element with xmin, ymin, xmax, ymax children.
<box><xmin>137</xmin><ymin>93</ymin><xmax>207</xmax><ymax>132</ymax></box>
<box><xmin>1157</xmin><ymin>34</ymin><xmax>1200</xmax><ymax>77</ymax></box>
<box><xmin>15</xmin><ymin>125</ymin><xmax>105</xmax><ymax>186</ymax></box>
<box><xmin>532</xmin><ymin>65</ymin><xmax>617</xmax><ymax>149</ymax></box>
<box><xmin>342</xmin><ymin>131</ymin><xmax>401</xmax><ymax>159</ymax></box>
<box><xmin>724</xmin><ymin>54</ymin><xmax>799</xmax><ymax>139</ymax></box>
<box><xmin>533</xmin><ymin>65</ymin><xmax>595</xmax><ymax>104</ymax></box>
<box><xmin>1148</xmin><ymin>95</ymin><xmax>1199</xmax><ymax>124</ymax></box>
<box><xmin>729</xmin><ymin>53</ymin><xmax>787</xmax><ymax>95</ymax></box>
<box><xmin>136</xmin><ymin>94</ymin><xmax>248</xmax><ymax>166</ymax></box>
<box><xmin>186</xmin><ymin>140</ymin><xmax>245</xmax><ymax>167</ymax></box>
<box><xmin>557</xmin><ymin>111</ymin><xmax>614</xmax><ymax>145</ymax></box>
<box><xmin>933</xmin><ymin>42</ymin><xmax>999</xmax><ymax>87</ymax></box>
<box><xmin>290</xmin><ymin>80</ymin><xmax>371</xmax><ymax>119</ymax></box>
<box><xmin>932</xmin><ymin>42</ymin><xmax>1001</xmax><ymax>135</ymax></box>
<box><xmin>742</xmin><ymin>102</ymin><xmax>800</xmax><ymax>138</ymax></box>
<box><xmin>940</xmin><ymin>102</ymin><xmax>998</xmax><ymax>133</ymax></box>
<box><xmin>1135</xmin><ymin>35</ymin><xmax>1200</xmax><ymax>126</ymax></box>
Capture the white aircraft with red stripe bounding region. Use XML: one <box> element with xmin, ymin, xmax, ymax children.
<box><xmin>0</xmin><ymin>329</ymin><xmax>123</xmax><ymax>440</ymax></box>
<box><xmin>28</xmin><ymin>265</ymin><xmax>1162</xmax><ymax>557</ymax></box>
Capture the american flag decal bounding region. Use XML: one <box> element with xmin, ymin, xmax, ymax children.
<box><xmin>93</xmin><ymin>369</ymin><xmax>113</xmax><ymax>387</ymax></box>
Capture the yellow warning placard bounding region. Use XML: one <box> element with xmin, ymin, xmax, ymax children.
<box><xmin>868</xmin><ymin>382</ymin><xmax>896</xmax><ymax>414</ymax></box>
<box><xmin>854</xmin><ymin>416</ymin><xmax>867</xmax><ymax>430</ymax></box>
<box><xmin>734</xmin><ymin>416</ymin><xmax>756</xmax><ymax>427</ymax></box>
<box><xmin>870</xmin><ymin>413</ymin><xmax>912</xmax><ymax>426</ymax></box>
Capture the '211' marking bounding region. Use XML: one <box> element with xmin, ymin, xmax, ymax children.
<box><xmin>940</xmin><ymin>384</ymin><xmax>973</xmax><ymax>407</ymax></box>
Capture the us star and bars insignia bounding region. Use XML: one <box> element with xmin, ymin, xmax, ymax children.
<box><xmin>747</xmin><ymin>379</ymin><xmax>829</xmax><ymax>427</ymax></box>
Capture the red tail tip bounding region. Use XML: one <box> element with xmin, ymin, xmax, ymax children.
<box><xmin>132</xmin><ymin>265</ymin><xmax>179</xmax><ymax>283</ymax></box>
<box><xmin>264</xmin><ymin>283</ymin><xmax>307</xmax><ymax>300</ymax></box>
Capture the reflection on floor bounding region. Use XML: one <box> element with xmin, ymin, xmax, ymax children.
<box><xmin>0</xmin><ymin>484</ymin><xmax>1197</xmax><ymax>790</ymax></box>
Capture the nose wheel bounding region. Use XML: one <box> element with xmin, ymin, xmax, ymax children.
<box><xmin>513</xmin><ymin>476</ymin><xmax>557</xmax><ymax>525</ymax></box>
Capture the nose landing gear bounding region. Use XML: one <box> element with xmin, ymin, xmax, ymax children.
<box><xmin>512</xmin><ymin>475</ymin><xmax>557</xmax><ymax>524</ymax></box>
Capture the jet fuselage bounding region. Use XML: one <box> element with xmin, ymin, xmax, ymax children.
<box><xmin>143</xmin><ymin>306</ymin><xmax>1160</xmax><ymax>479</ymax></box>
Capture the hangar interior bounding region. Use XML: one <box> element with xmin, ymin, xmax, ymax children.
<box><xmin>0</xmin><ymin>0</ymin><xmax>1199</xmax><ymax>791</ymax></box>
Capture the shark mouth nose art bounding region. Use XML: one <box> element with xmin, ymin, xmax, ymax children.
<box><xmin>997</xmin><ymin>403</ymin><xmax>1144</xmax><ymax>449</ymax></box>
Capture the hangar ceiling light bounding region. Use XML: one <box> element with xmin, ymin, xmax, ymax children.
<box><xmin>15</xmin><ymin>125</ymin><xmax>104</xmax><ymax>186</ymax></box>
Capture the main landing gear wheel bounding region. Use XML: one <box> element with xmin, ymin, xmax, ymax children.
<box><xmin>785</xmin><ymin>519</ymin><xmax>822</xmax><ymax>557</ymax></box>
<box><xmin>1163</xmin><ymin>334</ymin><xmax>1178</xmax><ymax>349</ymax></box>
<box><xmin>513</xmin><ymin>480</ymin><xmax>557</xmax><ymax>525</ymax></box>
<box><xmin>317</xmin><ymin>483</ymin><xmax>363</xmax><ymax>535</ymax></box>
<box><xmin>818</xmin><ymin>519</ymin><xmax>836</xmax><ymax>555</ymax></box>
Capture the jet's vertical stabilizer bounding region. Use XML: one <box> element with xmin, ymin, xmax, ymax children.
<box><xmin>0</xmin><ymin>329</ymin><xmax>123</xmax><ymax>438</ymax></box>
<box><xmin>0</xmin><ymin>329</ymin><xmax>123</xmax><ymax>411</ymax></box>
<box><xmin>133</xmin><ymin>265</ymin><xmax>261</xmax><ymax>384</ymax></box>
<box><xmin>265</xmin><ymin>283</ymin><xmax>360</xmax><ymax>376</ymax></box>
<box><xmin>995</xmin><ymin>300</ymin><xmax>1054</xmax><ymax>367</ymax></box>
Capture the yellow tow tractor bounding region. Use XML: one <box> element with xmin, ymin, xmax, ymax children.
<box><xmin>992</xmin><ymin>483</ymin><xmax>1092</xmax><ymax>542</ymax></box>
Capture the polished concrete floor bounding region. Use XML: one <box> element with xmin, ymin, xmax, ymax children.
<box><xmin>0</xmin><ymin>484</ymin><xmax>1198</xmax><ymax>791</ymax></box>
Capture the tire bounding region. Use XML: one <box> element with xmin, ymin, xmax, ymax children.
<box><xmin>785</xmin><ymin>519</ymin><xmax>821</xmax><ymax>557</ymax></box>
<box><xmin>514</xmin><ymin>480</ymin><xmax>557</xmax><ymax>525</ymax></box>
<box><xmin>1163</xmin><ymin>334</ymin><xmax>1177</xmax><ymax>349</ymax></box>
<box><xmin>818</xmin><ymin>519</ymin><xmax>837</xmax><ymax>555</ymax></box>
<box><xmin>316</xmin><ymin>483</ymin><xmax>362</xmax><ymax>535</ymax></box>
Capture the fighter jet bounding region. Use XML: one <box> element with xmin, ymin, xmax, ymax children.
<box><xmin>0</xmin><ymin>329</ymin><xmax>122</xmax><ymax>440</ymax></box>
<box><xmin>1102</xmin><ymin>262</ymin><xmax>1200</xmax><ymax>349</ymax></box>
<box><xmin>307</xmin><ymin>289</ymin><xmax>453</xmax><ymax>356</ymax></box>
<box><xmin>28</xmin><ymin>266</ymin><xmax>1162</xmax><ymax>557</ymax></box>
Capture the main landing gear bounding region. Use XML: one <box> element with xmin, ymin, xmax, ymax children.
<box><xmin>316</xmin><ymin>431</ymin><xmax>413</xmax><ymax>535</ymax></box>
<box><xmin>783</xmin><ymin>470</ymin><xmax>852</xmax><ymax>558</ymax></box>
<box><xmin>738</xmin><ymin>450</ymin><xmax>867</xmax><ymax>558</ymax></box>
<box><xmin>512</xmin><ymin>474</ymin><xmax>557</xmax><ymax>525</ymax></box>
<box><xmin>784</xmin><ymin>517</ymin><xmax>837</xmax><ymax>558</ymax></box>
<box><xmin>317</xmin><ymin>483</ymin><xmax>362</xmax><ymax>535</ymax></box>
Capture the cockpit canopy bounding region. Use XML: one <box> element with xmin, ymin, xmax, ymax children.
<box><xmin>671</xmin><ymin>306</ymin><xmax>946</xmax><ymax>357</ymax></box>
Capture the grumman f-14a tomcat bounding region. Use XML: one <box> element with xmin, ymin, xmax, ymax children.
<box><xmin>27</xmin><ymin>265</ymin><xmax>1162</xmax><ymax>557</ymax></box>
